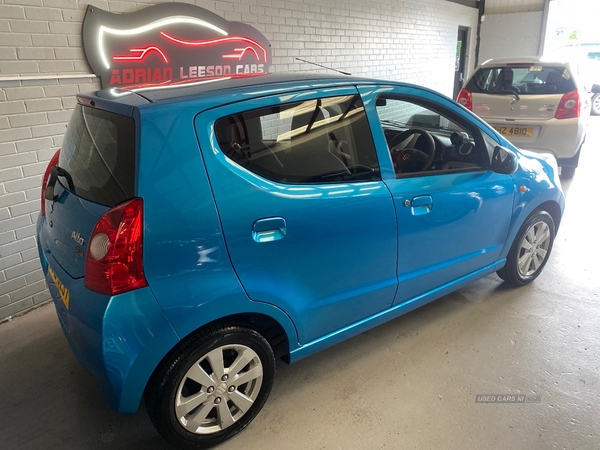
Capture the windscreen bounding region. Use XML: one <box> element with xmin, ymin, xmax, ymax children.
<box><xmin>59</xmin><ymin>103</ymin><xmax>136</xmax><ymax>206</ymax></box>
<box><xmin>467</xmin><ymin>65</ymin><xmax>577</xmax><ymax>95</ymax></box>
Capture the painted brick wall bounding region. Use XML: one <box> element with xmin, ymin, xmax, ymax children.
<box><xmin>0</xmin><ymin>0</ymin><xmax>478</xmax><ymax>320</ymax></box>
<box><xmin>479</xmin><ymin>11</ymin><xmax>544</xmax><ymax>62</ymax></box>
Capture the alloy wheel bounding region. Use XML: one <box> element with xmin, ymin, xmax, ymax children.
<box><xmin>517</xmin><ymin>220</ymin><xmax>551</xmax><ymax>277</ymax></box>
<box><xmin>175</xmin><ymin>344</ymin><xmax>264</xmax><ymax>435</ymax></box>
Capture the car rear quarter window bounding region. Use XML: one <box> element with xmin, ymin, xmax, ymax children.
<box><xmin>214</xmin><ymin>95</ymin><xmax>380</xmax><ymax>184</ymax></box>
<box><xmin>59</xmin><ymin>104</ymin><xmax>135</xmax><ymax>206</ymax></box>
<box><xmin>467</xmin><ymin>65</ymin><xmax>577</xmax><ymax>95</ymax></box>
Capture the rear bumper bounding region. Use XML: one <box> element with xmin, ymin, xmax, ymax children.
<box><xmin>491</xmin><ymin>116</ymin><xmax>585</xmax><ymax>161</ymax></box>
<box><xmin>37</xmin><ymin>216</ymin><xmax>180</xmax><ymax>413</ymax></box>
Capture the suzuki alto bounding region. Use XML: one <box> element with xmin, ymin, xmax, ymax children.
<box><xmin>37</xmin><ymin>73</ymin><xmax>564</xmax><ymax>449</ymax></box>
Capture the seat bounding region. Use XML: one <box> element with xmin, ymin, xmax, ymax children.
<box><xmin>494</xmin><ymin>68</ymin><xmax>514</xmax><ymax>91</ymax></box>
<box><xmin>280</xmin><ymin>106</ymin><xmax>349</xmax><ymax>182</ymax></box>
<box><xmin>323</xmin><ymin>103</ymin><xmax>353</xmax><ymax>165</ymax></box>
<box><xmin>215</xmin><ymin>116</ymin><xmax>283</xmax><ymax>178</ymax></box>
<box><xmin>545</xmin><ymin>71</ymin><xmax>563</xmax><ymax>91</ymax></box>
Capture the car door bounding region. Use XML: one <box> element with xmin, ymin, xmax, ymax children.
<box><xmin>194</xmin><ymin>86</ymin><xmax>398</xmax><ymax>344</ymax></box>
<box><xmin>359</xmin><ymin>85</ymin><xmax>515</xmax><ymax>305</ymax></box>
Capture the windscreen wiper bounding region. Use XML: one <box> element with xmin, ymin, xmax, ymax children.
<box><xmin>490</xmin><ymin>90</ymin><xmax>520</xmax><ymax>101</ymax></box>
<box><xmin>380</xmin><ymin>119</ymin><xmax>408</xmax><ymax>129</ymax></box>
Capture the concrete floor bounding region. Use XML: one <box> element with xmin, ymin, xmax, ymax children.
<box><xmin>2</xmin><ymin>120</ymin><xmax>599</xmax><ymax>450</ymax></box>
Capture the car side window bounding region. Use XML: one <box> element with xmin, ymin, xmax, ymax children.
<box><xmin>214</xmin><ymin>95</ymin><xmax>380</xmax><ymax>184</ymax></box>
<box><xmin>375</xmin><ymin>96</ymin><xmax>486</xmax><ymax>178</ymax></box>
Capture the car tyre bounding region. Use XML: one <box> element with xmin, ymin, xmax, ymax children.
<box><xmin>497</xmin><ymin>210</ymin><xmax>555</xmax><ymax>286</ymax></box>
<box><xmin>591</xmin><ymin>93</ymin><xmax>600</xmax><ymax>115</ymax></box>
<box><xmin>145</xmin><ymin>324</ymin><xmax>275</xmax><ymax>449</ymax></box>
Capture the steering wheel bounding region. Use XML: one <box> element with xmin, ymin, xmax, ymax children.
<box><xmin>389</xmin><ymin>128</ymin><xmax>436</xmax><ymax>174</ymax></box>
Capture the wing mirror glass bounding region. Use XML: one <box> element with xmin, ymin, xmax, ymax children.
<box><xmin>592</xmin><ymin>84</ymin><xmax>600</xmax><ymax>94</ymax></box>
<box><xmin>491</xmin><ymin>146</ymin><xmax>518</xmax><ymax>174</ymax></box>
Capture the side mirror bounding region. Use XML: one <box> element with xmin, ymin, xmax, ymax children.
<box><xmin>491</xmin><ymin>146</ymin><xmax>518</xmax><ymax>174</ymax></box>
<box><xmin>376</xmin><ymin>97</ymin><xmax>387</xmax><ymax>107</ymax></box>
<box><xmin>592</xmin><ymin>84</ymin><xmax>600</xmax><ymax>94</ymax></box>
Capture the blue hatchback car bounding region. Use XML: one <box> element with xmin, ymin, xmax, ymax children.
<box><xmin>37</xmin><ymin>74</ymin><xmax>564</xmax><ymax>448</ymax></box>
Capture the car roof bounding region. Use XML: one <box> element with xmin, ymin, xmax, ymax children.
<box><xmin>85</xmin><ymin>73</ymin><xmax>394</xmax><ymax>106</ymax></box>
<box><xmin>478</xmin><ymin>57</ymin><xmax>574</xmax><ymax>67</ymax></box>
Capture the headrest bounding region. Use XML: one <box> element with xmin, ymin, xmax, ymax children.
<box><xmin>545</xmin><ymin>71</ymin><xmax>563</xmax><ymax>86</ymax></box>
<box><xmin>497</xmin><ymin>68</ymin><xmax>514</xmax><ymax>87</ymax></box>
<box><xmin>292</xmin><ymin>106</ymin><xmax>326</xmax><ymax>132</ymax></box>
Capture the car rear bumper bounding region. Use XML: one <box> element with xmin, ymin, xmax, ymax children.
<box><xmin>490</xmin><ymin>116</ymin><xmax>585</xmax><ymax>161</ymax></box>
<box><xmin>36</xmin><ymin>216</ymin><xmax>180</xmax><ymax>413</ymax></box>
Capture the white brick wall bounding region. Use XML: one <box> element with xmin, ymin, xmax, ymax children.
<box><xmin>479</xmin><ymin>11</ymin><xmax>544</xmax><ymax>62</ymax></box>
<box><xmin>0</xmin><ymin>0</ymin><xmax>478</xmax><ymax>320</ymax></box>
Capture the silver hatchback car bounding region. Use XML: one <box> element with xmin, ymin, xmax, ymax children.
<box><xmin>458</xmin><ymin>57</ymin><xmax>596</xmax><ymax>178</ymax></box>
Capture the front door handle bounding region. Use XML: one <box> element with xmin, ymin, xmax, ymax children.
<box><xmin>252</xmin><ymin>217</ymin><xmax>287</xmax><ymax>243</ymax></box>
<box><xmin>410</xmin><ymin>195</ymin><xmax>433</xmax><ymax>216</ymax></box>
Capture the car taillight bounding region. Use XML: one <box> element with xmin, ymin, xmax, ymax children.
<box><xmin>555</xmin><ymin>90</ymin><xmax>580</xmax><ymax>119</ymax></box>
<box><xmin>457</xmin><ymin>88</ymin><xmax>473</xmax><ymax>111</ymax></box>
<box><xmin>84</xmin><ymin>198</ymin><xmax>148</xmax><ymax>296</ymax></box>
<box><xmin>41</xmin><ymin>150</ymin><xmax>60</xmax><ymax>216</ymax></box>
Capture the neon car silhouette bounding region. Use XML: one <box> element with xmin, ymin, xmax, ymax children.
<box><xmin>82</xmin><ymin>3</ymin><xmax>271</xmax><ymax>88</ymax></box>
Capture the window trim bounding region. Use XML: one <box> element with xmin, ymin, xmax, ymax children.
<box><xmin>212</xmin><ymin>93</ymin><xmax>382</xmax><ymax>185</ymax></box>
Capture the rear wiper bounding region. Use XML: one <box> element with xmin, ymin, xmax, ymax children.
<box><xmin>44</xmin><ymin>166</ymin><xmax>75</xmax><ymax>201</ymax></box>
<box><xmin>490</xmin><ymin>90</ymin><xmax>520</xmax><ymax>101</ymax></box>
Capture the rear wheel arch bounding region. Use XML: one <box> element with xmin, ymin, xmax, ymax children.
<box><xmin>209</xmin><ymin>313</ymin><xmax>291</xmax><ymax>363</ymax></box>
<box><xmin>147</xmin><ymin>313</ymin><xmax>291</xmax><ymax>391</ymax></box>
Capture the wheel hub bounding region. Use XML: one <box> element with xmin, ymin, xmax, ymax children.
<box><xmin>215</xmin><ymin>382</ymin><xmax>228</xmax><ymax>396</ymax></box>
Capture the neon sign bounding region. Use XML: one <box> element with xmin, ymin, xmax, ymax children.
<box><xmin>82</xmin><ymin>3</ymin><xmax>272</xmax><ymax>88</ymax></box>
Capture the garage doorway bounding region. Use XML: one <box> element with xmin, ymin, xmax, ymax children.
<box><xmin>453</xmin><ymin>26</ymin><xmax>469</xmax><ymax>100</ymax></box>
<box><xmin>543</xmin><ymin>0</ymin><xmax>600</xmax><ymax>54</ymax></box>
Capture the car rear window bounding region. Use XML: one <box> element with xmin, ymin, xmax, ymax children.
<box><xmin>59</xmin><ymin>103</ymin><xmax>135</xmax><ymax>206</ymax></box>
<box><xmin>467</xmin><ymin>65</ymin><xmax>577</xmax><ymax>95</ymax></box>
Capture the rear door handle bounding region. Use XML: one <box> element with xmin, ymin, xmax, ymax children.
<box><xmin>252</xmin><ymin>217</ymin><xmax>287</xmax><ymax>243</ymax></box>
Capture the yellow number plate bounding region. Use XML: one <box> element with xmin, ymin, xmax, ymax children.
<box><xmin>493</xmin><ymin>126</ymin><xmax>534</xmax><ymax>138</ymax></box>
<box><xmin>48</xmin><ymin>265</ymin><xmax>70</xmax><ymax>309</ymax></box>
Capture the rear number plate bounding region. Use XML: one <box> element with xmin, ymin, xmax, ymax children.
<box><xmin>48</xmin><ymin>265</ymin><xmax>70</xmax><ymax>309</ymax></box>
<box><xmin>493</xmin><ymin>126</ymin><xmax>533</xmax><ymax>137</ymax></box>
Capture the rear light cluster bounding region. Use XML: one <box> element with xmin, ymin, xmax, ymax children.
<box><xmin>40</xmin><ymin>150</ymin><xmax>60</xmax><ymax>216</ymax></box>
<box><xmin>456</xmin><ymin>88</ymin><xmax>472</xmax><ymax>111</ymax></box>
<box><xmin>84</xmin><ymin>198</ymin><xmax>148</xmax><ymax>296</ymax></box>
<box><xmin>555</xmin><ymin>90</ymin><xmax>580</xmax><ymax>120</ymax></box>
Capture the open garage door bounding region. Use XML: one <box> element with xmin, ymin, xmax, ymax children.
<box><xmin>544</xmin><ymin>0</ymin><xmax>600</xmax><ymax>54</ymax></box>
